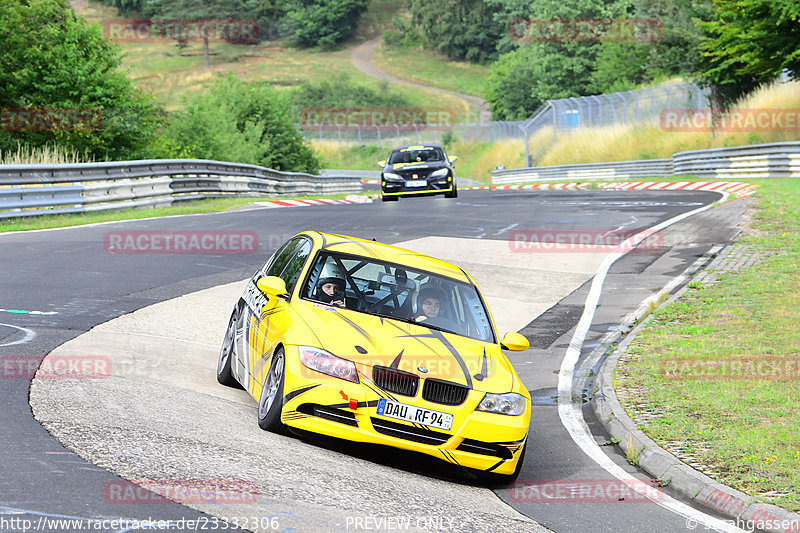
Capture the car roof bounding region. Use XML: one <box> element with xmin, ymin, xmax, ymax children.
<box><xmin>302</xmin><ymin>231</ymin><xmax>470</xmax><ymax>283</ymax></box>
<box><xmin>390</xmin><ymin>144</ymin><xmax>444</xmax><ymax>153</ymax></box>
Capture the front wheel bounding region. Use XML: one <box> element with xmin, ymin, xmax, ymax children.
<box><xmin>257</xmin><ymin>347</ymin><xmax>288</xmax><ymax>434</ymax></box>
<box><xmin>444</xmin><ymin>182</ymin><xmax>458</xmax><ymax>198</ymax></box>
<box><xmin>381</xmin><ymin>194</ymin><xmax>398</xmax><ymax>202</ymax></box>
<box><xmin>217</xmin><ymin>309</ymin><xmax>242</xmax><ymax>388</ymax></box>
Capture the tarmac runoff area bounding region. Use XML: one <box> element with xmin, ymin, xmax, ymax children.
<box><xmin>28</xmin><ymin>237</ymin><xmax>611</xmax><ymax>532</ymax></box>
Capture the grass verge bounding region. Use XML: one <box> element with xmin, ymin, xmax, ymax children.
<box><xmin>614</xmin><ymin>178</ymin><xmax>800</xmax><ymax>512</ymax></box>
<box><xmin>0</xmin><ymin>193</ymin><xmax>370</xmax><ymax>233</ymax></box>
<box><xmin>373</xmin><ymin>43</ymin><xmax>489</xmax><ymax>99</ymax></box>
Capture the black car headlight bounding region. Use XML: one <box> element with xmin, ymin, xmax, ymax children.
<box><xmin>476</xmin><ymin>392</ymin><xmax>527</xmax><ymax>416</ymax></box>
<box><xmin>430</xmin><ymin>168</ymin><xmax>449</xmax><ymax>179</ymax></box>
<box><xmin>299</xmin><ymin>346</ymin><xmax>359</xmax><ymax>383</ymax></box>
<box><xmin>383</xmin><ymin>172</ymin><xmax>403</xmax><ymax>181</ymax></box>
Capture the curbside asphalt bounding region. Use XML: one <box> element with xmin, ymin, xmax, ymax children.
<box><xmin>592</xmin><ymin>242</ymin><xmax>800</xmax><ymax>533</ymax></box>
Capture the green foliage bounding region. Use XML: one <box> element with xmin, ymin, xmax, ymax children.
<box><xmin>285</xmin><ymin>0</ymin><xmax>369</xmax><ymax>48</ymax></box>
<box><xmin>697</xmin><ymin>0</ymin><xmax>800</xmax><ymax>108</ymax></box>
<box><xmin>160</xmin><ymin>76</ymin><xmax>320</xmax><ymax>173</ymax></box>
<box><xmin>633</xmin><ymin>0</ymin><xmax>712</xmax><ymax>80</ymax></box>
<box><xmin>382</xmin><ymin>16</ymin><xmax>424</xmax><ymax>50</ymax></box>
<box><xmin>291</xmin><ymin>74</ymin><xmax>411</xmax><ymax>109</ymax></box>
<box><xmin>484</xmin><ymin>0</ymin><xmax>627</xmax><ymax>119</ymax></box>
<box><xmin>591</xmin><ymin>42</ymin><xmax>652</xmax><ymax>93</ymax></box>
<box><xmin>0</xmin><ymin>0</ymin><xmax>162</xmax><ymax>160</ymax></box>
<box><xmin>409</xmin><ymin>0</ymin><xmax>505</xmax><ymax>63</ymax></box>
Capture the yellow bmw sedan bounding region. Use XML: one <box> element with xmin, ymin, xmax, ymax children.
<box><xmin>217</xmin><ymin>231</ymin><xmax>531</xmax><ymax>483</ymax></box>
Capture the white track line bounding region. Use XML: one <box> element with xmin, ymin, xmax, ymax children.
<box><xmin>557</xmin><ymin>190</ymin><xmax>745</xmax><ymax>533</ymax></box>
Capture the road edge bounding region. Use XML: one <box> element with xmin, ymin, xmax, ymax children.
<box><xmin>592</xmin><ymin>244</ymin><xmax>800</xmax><ymax>533</ymax></box>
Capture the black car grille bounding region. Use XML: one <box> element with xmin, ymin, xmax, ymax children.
<box><xmin>297</xmin><ymin>403</ymin><xmax>358</xmax><ymax>427</ymax></box>
<box><xmin>422</xmin><ymin>379</ymin><xmax>469</xmax><ymax>406</ymax></box>
<box><xmin>456</xmin><ymin>438</ymin><xmax>513</xmax><ymax>459</ymax></box>
<box><xmin>373</xmin><ymin>366</ymin><xmax>419</xmax><ymax>397</ymax></box>
<box><xmin>370</xmin><ymin>417</ymin><xmax>450</xmax><ymax>446</ymax></box>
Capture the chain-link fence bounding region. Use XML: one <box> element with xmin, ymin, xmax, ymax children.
<box><xmin>298</xmin><ymin>82</ymin><xmax>710</xmax><ymax>156</ymax></box>
<box><xmin>519</xmin><ymin>82</ymin><xmax>708</xmax><ymax>164</ymax></box>
<box><xmin>296</xmin><ymin>120</ymin><xmax>527</xmax><ymax>147</ymax></box>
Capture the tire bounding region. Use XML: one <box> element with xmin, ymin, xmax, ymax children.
<box><xmin>257</xmin><ymin>347</ymin><xmax>288</xmax><ymax>434</ymax></box>
<box><xmin>444</xmin><ymin>182</ymin><xmax>458</xmax><ymax>198</ymax></box>
<box><xmin>381</xmin><ymin>194</ymin><xmax>398</xmax><ymax>202</ymax></box>
<box><xmin>217</xmin><ymin>309</ymin><xmax>242</xmax><ymax>388</ymax></box>
<box><xmin>477</xmin><ymin>441</ymin><xmax>526</xmax><ymax>486</ymax></box>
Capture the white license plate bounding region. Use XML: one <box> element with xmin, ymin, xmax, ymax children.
<box><xmin>404</xmin><ymin>180</ymin><xmax>426</xmax><ymax>187</ymax></box>
<box><xmin>376</xmin><ymin>398</ymin><xmax>453</xmax><ymax>431</ymax></box>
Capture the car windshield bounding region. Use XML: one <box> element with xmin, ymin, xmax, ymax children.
<box><xmin>301</xmin><ymin>252</ymin><xmax>495</xmax><ymax>343</ymax></box>
<box><xmin>388</xmin><ymin>146</ymin><xmax>445</xmax><ymax>165</ymax></box>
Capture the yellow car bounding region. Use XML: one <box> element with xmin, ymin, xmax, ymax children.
<box><xmin>217</xmin><ymin>231</ymin><xmax>531</xmax><ymax>483</ymax></box>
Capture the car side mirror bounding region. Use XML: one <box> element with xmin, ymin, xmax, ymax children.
<box><xmin>256</xmin><ymin>276</ymin><xmax>288</xmax><ymax>299</ymax></box>
<box><xmin>500</xmin><ymin>332</ymin><xmax>529</xmax><ymax>351</ymax></box>
<box><xmin>377</xmin><ymin>160</ymin><xmax>386</xmax><ymax>167</ymax></box>
<box><xmin>448</xmin><ymin>155</ymin><xmax>458</xmax><ymax>165</ymax></box>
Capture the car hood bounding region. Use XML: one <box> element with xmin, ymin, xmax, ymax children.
<box><xmin>293</xmin><ymin>300</ymin><xmax>514</xmax><ymax>392</ymax></box>
<box><xmin>387</xmin><ymin>161</ymin><xmax>447</xmax><ymax>174</ymax></box>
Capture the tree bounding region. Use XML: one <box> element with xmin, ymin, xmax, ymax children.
<box><xmin>0</xmin><ymin>0</ymin><xmax>161</xmax><ymax>159</ymax></box>
<box><xmin>284</xmin><ymin>0</ymin><xmax>369</xmax><ymax>48</ymax></box>
<box><xmin>484</xmin><ymin>0</ymin><xmax>624</xmax><ymax>119</ymax></box>
<box><xmin>162</xmin><ymin>76</ymin><xmax>320</xmax><ymax>173</ymax></box>
<box><xmin>591</xmin><ymin>42</ymin><xmax>651</xmax><ymax>93</ymax></box>
<box><xmin>142</xmin><ymin>0</ymin><xmax>260</xmax><ymax>68</ymax></box>
<box><xmin>697</xmin><ymin>0</ymin><xmax>800</xmax><ymax>108</ymax></box>
<box><xmin>409</xmin><ymin>0</ymin><xmax>505</xmax><ymax>63</ymax></box>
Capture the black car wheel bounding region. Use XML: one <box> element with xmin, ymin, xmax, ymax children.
<box><xmin>381</xmin><ymin>195</ymin><xmax>398</xmax><ymax>202</ymax></box>
<box><xmin>257</xmin><ymin>347</ymin><xmax>288</xmax><ymax>434</ymax></box>
<box><xmin>217</xmin><ymin>309</ymin><xmax>242</xmax><ymax>388</ymax></box>
<box><xmin>444</xmin><ymin>182</ymin><xmax>458</xmax><ymax>198</ymax></box>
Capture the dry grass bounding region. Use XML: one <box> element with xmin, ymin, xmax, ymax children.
<box><xmin>0</xmin><ymin>143</ymin><xmax>95</xmax><ymax>165</ymax></box>
<box><xmin>539</xmin><ymin>81</ymin><xmax>800</xmax><ymax>166</ymax></box>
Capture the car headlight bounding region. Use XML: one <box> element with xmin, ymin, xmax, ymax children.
<box><xmin>476</xmin><ymin>392</ymin><xmax>526</xmax><ymax>416</ymax></box>
<box><xmin>430</xmin><ymin>168</ymin><xmax>449</xmax><ymax>178</ymax></box>
<box><xmin>299</xmin><ymin>346</ymin><xmax>359</xmax><ymax>383</ymax></box>
<box><xmin>383</xmin><ymin>172</ymin><xmax>403</xmax><ymax>181</ymax></box>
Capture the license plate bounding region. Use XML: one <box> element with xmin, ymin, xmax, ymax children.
<box><xmin>376</xmin><ymin>398</ymin><xmax>453</xmax><ymax>431</ymax></box>
<box><xmin>405</xmin><ymin>180</ymin><xmax>426</xmax><ymax>187</ymax></box>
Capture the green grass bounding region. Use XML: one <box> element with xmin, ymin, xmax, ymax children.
<box><xmin>373</xmin><ymin>43</ymin><xmax>489</xmax><ymax>99</ymax></box>
<box><xmin>72</xmin><ymin>0</ymin><xmax>469</xmax><ymax>115</ymax></box>
<box><xmin>0</xmin><ymin>193</ymin><xmax>372</xmax><ymax>233</ymax></box>
<box><xmin>614</xmin><ymin>178</ymin><xmax>800</xmax><ymax>512</ymax></box>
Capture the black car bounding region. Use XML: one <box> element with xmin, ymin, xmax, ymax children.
<box><xmin>378</xmin><ymin>144</ymin><xmax>458</xmax><ymax>202</ymax></box>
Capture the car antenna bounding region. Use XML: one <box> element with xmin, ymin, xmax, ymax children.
<box><xmin>372</xmin><ymin>238</ymin><xmax>376</xmax><ymax>241</ymax></box>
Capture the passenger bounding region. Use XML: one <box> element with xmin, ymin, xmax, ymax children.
<box><xmin>414</xmin><ymin>285</ymin><xmax>457</xmax><ymax>331</ymax></box>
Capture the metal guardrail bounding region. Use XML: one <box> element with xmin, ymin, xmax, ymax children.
<box><xmin>492</xmin><ymin>159</ymin><xmax>673</xmax><ymax>184</ymax></box>
<box><xmin>673</xmin><ymin>141</ymin><xmax>800</xmax><ymax>179</ymax></box>
<box><xmin>492</xmin><ymin>142</ymin><xmax>800</xmax><ymax>184</ymax></box>
<box><xmin>0</xmin><ymin>159</ymin><xmax>364</xmax><ymax>218</ymax></box>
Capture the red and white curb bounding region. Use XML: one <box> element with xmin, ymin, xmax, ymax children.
<box><xmin>252</xmin><ymin>195</ymin><xmax>373</xmax><ymax>208</ymax></box>
<box><xmin>465</xmin><ymin>181</ymin><xmax>758</xmax><ymax>198</ymax></box>
<box><xmin>249</xmin><ymin>182</ymin><xmax>757</xmax><ymax>211</ymax></box>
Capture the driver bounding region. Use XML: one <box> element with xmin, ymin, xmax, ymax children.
<box><xmin>414</xmin><ymin>285</ymin><xmax>448</xmax><ymax>325</ymax></box>
<box><xmin>314</xmin><ymin>261</ymin><xmax>347</xmax><ymax>308</ymax></box>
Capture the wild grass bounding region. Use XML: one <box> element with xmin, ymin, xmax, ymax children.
<box><xmin>614</xmin><ymin>178</ymin><xmax>800</xmax><ymax>512</ymax></box>
<box><xmin>539</xmin><ymin>81</ymin><xmax>800</xmax><ymax>166</ymax></box>
<box><xmin>0</xmin><ymin>143</ymin><xmax>95</xmax><ymax>165</ymax></box>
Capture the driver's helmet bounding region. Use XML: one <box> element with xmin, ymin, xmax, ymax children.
<box><xmin>315</xmin><ymin>261</ymin><xmax>346</xmax><ymax>302</ymax></box>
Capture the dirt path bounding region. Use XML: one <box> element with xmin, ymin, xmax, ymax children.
<box><xmin>350</xmin><ymin>37</ymin><xmax>492</xmax><ymax>122</ymax></box>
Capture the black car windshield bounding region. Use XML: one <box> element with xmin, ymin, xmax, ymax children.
<box><xmin>388</xmin><ymin>146</ymin><xmax>445</xmax><ymax>164</ymax></box>
<box><xmin>301</xmin><ymin>252</ymin><xmax>495</xmax><ymax>343</ymax></box>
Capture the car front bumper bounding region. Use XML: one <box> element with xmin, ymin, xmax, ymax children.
<box><xmin>279</xmin><ymin>346</ymin><xmax>529</xmax><ymax>475</ymax></box>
